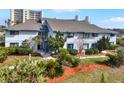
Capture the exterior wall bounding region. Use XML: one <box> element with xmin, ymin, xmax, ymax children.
<box><xmin>63</xmin><ymin>33</ymin><xmax>116</xmax><ymax>50</ymax></box>
<box><xmin>10</xmin><ymin>10</ymin><xmax>15</xmax><ymax>26</ymax></box>
<box><xmin>45</xmin><ymin>21</ymin><xmax>55</xmax><ymax>37</ymax></box>
<box><xmin>47</xmin><ymin>29</ymin><xmax>116</xmax><ymax>50</ymax></box>
<box><xmin>45</xmin><ymin>21</ymin><xmax>117</xmax><ymax>51</ymax></box>
<box><xmin>5</xmin><ymin>31</ymin><xmax>38</xmax><ymax>47</ymax></box>
<box><xmin>29</xmin><ymin>10</ymin><xmax>41</xmax><ymax>21</ymax></box>
<box><xmin>23</xmin><ymin>10</ymin><xmax>30</xmax><ymax>23</ymax></box>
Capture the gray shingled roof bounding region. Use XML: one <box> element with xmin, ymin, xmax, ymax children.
<box><xmin>6</xmin><ymin>20</ymin><xmax>41</xmax><ymax>31</ymax></box>
<box><xmin>46</xmin><ymin>19</ymin><xmax>117</xmax><ymax>34</ymax></box>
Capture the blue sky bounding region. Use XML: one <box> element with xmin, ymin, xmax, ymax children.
<box><xmin>1</xmin><ymin>9</ymin><xmax>124</xmax><ymax>28</ymax></box>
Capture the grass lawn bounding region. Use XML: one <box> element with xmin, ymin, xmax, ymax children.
<box><xmin>62</xmin><ymin>66</ymin><xmax>124</xmax><ymax>83</ymax></box>
<box><xmin>62</xmin><ymin>57</ymin><xmax>124</xmax><ymax>83</ymax></box>
<box><xmin>80</xmin><ymin>57</ymin><xmax>109</xmax><ymax>65</ymax></box>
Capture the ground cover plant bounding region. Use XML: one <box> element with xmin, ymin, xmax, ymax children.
<box><xmin>0</xmin><ymin>57</ymin><xmax>63</xmax><ymax>83</ymax></box>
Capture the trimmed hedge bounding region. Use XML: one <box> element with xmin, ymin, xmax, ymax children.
<box><xmin>86</xmin><ymin>48</ymin><xmax>94</xmax><ymax>55</ymax></box>
<box><xmin>16</xmin><ymin>47</ymin><xmax>32</xmax><ymax>55</ymax></box>
<box><xmin>31</xmin><ymin>52</ymin><xmax>41</xmax><ymax>56</ymax></box>
<box><xmin>93</xmin><ymin>48</ymin><xmax>99</xmax><ymax>54</ymax></box>
<box><xmin>0</xmin><ymin>46</ymin><xmax>33</xmax><ymax>63</ymax></box>
<box><xmin>85</xmin><ymin>48</ymin><xmax>99</xmax><ymax>55</ymax></box>
<box><xmin>67</xmin><ymin>48</ymin><xmax>78</xmax><ymax>55</ymax></box>
<box><xmin>5</xmin><ymin>47</ymin><xmax>17</xmax><ymax>55</ymax></box>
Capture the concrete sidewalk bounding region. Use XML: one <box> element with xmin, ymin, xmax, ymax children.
<box><xmin>79</xmin><ymin>55</ymin><xmax>107</xmax><ymax>59</ymax></box>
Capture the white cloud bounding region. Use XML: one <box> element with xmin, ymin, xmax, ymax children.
<box><xmin>52</xmin><ymin>9</ymin><xmax>80</xmax><ymax>13</ymax></box>
<box><xmin>104</xmin><ymin>17</ymin><xmax>124</xmax><ymax>23</ymax></box>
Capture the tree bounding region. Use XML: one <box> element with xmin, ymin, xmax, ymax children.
<box><xmin>96</xmin><ymin>36</ymin><xmax>110</xmax><ymax>51</ymax></box>
<box><xmin>116</xmin><ymin>37</ymin><xmax>124</xmax><ymax>47</ymax></box>
<box><xmin>77</xmin><ymin>36</ymin><xmax>84</xmax><ymax>57</ymax></box>
<box><xmin>20</xmin><ymin>39</ymin><xmax>30</xmax><ymax>48</ymax></box>
<box><xmin>107</xmin><ymin>47</ymin><xmax>124</xmax><ymax>67</ymax></box>
<box><xmin>20</xmin><ymin>35</ymin><xmax>42</xmax><ymax>52</ymax></box>
<box><xmin>33</xmin><ymin>35</ymin><xmax>42</xmax><ymax>45</ymax></box>
<box><xmin>48</xmin><ymin>31</ymin><xmax>65</xmax><ymax>54</ymax></box>
<box><xmin>0</xmin><ymin>26</ymin><xmax>5</xmax><ymax>45</ymax></box>
<box><xmin>5</xmin><ymin>19</ymin><xmax>11</xmax><ymax>26</ymax></box>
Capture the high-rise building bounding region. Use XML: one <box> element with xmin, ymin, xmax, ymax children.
<box><xmin>10</xmin><ymin>9</ymin><xmax>42</xmax><ymax>26</ymax></box>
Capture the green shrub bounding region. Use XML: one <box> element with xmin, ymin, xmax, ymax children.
<box><xmin>5</xmin><ymin>47</ymin><xmax>17</xmax><ymax>55</ymax></box>
<box><xmin>20</xmin><ymin>39</ymin><xmax>30</xmax><ymax>48</ymax></box>
<box><xmin>0</xmin><ymin>46</ymin><xmax>17</xmax><ymax>55</ymax></box>
<box><xmin>31</xmin><ymin>52</ymin><xmax>41</xmax><ymax>56</ymax></box>
<box><xmin>0</xmin><ymin>59</ymin><xmax>47</xmax><ymax>83</ymax></box>
<box><xmin>109</xmin><ymin>45</ymin><xmax>119</xmax><ymax>50</ymax></box>
<box><xmin>93</xmin><ymin>48</ymin><xmax>99</xmax><ymax>54</ymax></box>
<box><xmin>106</xmin><ymin>47</ymin><xmax>124</xmax><ymax>67</ymax></box>
<box><xmin>0</xmin><ymin>51</ymin><xmax>7</xmax><ymax>63</ymax></box>
<box><xmin>0</xmin><ymin>47</ymin><xmax>8</xmax><ymax>62</ymax></box>
<box><xmin>86</xmin><ymin>48</ymin><xmax>100</xmax><ymax>55</ymax></box>
<box><xmin>57</xmin><ymin>48</ymin><xmax>80</xmax><ymax>67</ymax></box>
<box><xmin>106</xmin><ymin>53</ymin><xmax>117</xmax><ymax>67</ymax></box>
<box><xmin>67</xmin><ymin>48</ymin><xmax>78</xmax><ymax>55</ymax></box>
<box><xmin>44</xmin><ymin>59</ymin><xmax>63</xmax><ymax>79</ymax></box>
<box><xmin>17</xmin><ymin>47</ymin><xmax>32</xmax><ymax>55</ymax></box>
<box><xmin>58</xmin><ymin>48</ymin><xmax>69</xmax><ymax>63</ymax></box>
<box><xmin>86</xmin><ymin>48</ymin><xmax>94</xmax><ymax>55</ymax></box>
<box><xmin>65</xmin><ymin>54</ymin><xmax>79</xmax><ymax>67</ymax></box>
<box><xmin>96</xmin><ymin>36</ymin><xmax>110</xmax><ymax>51</ymax></box>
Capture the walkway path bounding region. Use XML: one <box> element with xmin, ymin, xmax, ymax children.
<box><xmin>80</xmin><ymin>55</ymin><xmax>107</xmax><ymax>59</ymax></box>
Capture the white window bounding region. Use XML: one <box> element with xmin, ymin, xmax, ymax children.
<box><xmin>10</xmin><ymin>43</ymin><xmax>19</xmax><ymax>47</ymax></box>
<box><xmin>83</xmin><ymin>33</ymin><xmax>90</xmax><ymax>38</ymax></box>
<box><xmin>83</xmin><ymin>43</ymin><xmax>89</xmax><ymax>49</ymax></box>
<box><xmin>67</xmin><ymin>44</ymin><xmax>74</xmax><ymax>49</ymax></box>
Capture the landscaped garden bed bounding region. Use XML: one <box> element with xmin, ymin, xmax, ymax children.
<box><xmin>0</xmin><ymin>42</ymin><xmax>123</xmax><ymax>83</ymax></box>
<box><xmin>47</xmin><ymin>64</ymin><xmax>110</xmax><ymax>83</ymax></box>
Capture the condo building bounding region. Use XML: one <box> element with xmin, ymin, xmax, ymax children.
<box><xmin>10</xmin><ymin>9</ymin><xmax>42</xmax><ymax>26</ymax></box>
<box><xmin>5</xmin><ymin>16</ymin><xmax>117</xmax><ymax>52</ymax></box>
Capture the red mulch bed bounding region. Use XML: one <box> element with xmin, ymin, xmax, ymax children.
<box><xmin>47</xmin><ymin>64</ymin><xmax>110</xmax><ymax>83</ymax></box>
